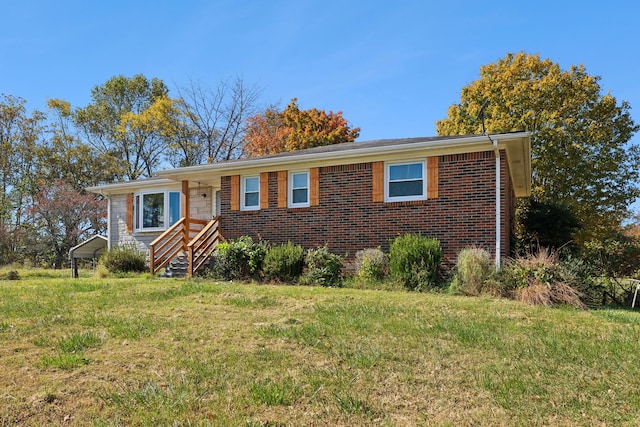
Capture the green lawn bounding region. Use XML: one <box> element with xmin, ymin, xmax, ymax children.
<box><xmin>0</xmin><ymin>269</ymin><xmax>639</xmax><ymax>426</ymax></box>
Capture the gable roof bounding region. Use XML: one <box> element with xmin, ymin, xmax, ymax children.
<box><xmin>88</xmin><ymin>132</ymin><xmax>531</xmax><ymax>197</ymax></box>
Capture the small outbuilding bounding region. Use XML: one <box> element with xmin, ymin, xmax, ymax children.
<box><xmin>69</xmin><ymin>235</ymin><xmax>108</xmax><ymax>278</ymax></box>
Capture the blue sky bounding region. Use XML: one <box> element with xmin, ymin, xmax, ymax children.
<box><xmin>2</xmin><ymin>0</ymin><xmax>639</xmax><ymax>144</ymax></box>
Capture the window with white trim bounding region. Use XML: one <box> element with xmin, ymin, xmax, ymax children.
<box><xmin>241</xmin><ymin>176</ymin><xmax>260</xmax><ymax>210</ymax></box>
<box><xmin>289</xmin><ymin>171</ymin><xmax>309</xmax><ymax>208</ymax></box>
<box><xmin>134</xmin><ymin>190</ymin><xmax>181</xmax><ymax>231</ymax></box>
<box><xmin>385</xmin><ymin>161</ymin><xmax>426</xmax><ymax>202</ymax></box>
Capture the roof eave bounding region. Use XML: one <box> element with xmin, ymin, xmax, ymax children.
<box><xmin>157</xmin><ymin>132</ymin><xmax>531</xmax><ymax>181</ymax></box>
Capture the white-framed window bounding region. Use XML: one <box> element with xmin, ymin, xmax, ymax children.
<box><xmin>385</xmin><ymin>161</ymin><xmax>426</xmax><ymax>202</ymax></box>
<box><xmin>134</xmin><ymin>190</ymin><xmax>181</xmax><ymax>231</ymax></box>
<box><xmin>241</xmin><ymin>176</ymin><xmax>260</xmax><ymax>211</ymax></box>
<box><xmin>289</xmin><ymin>171</ymin><xmax>309</xmax><ymax>208</ymax></box>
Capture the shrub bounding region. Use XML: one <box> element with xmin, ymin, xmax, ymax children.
<box><xmin>354</xmin><ymin>247</ymin><xmax>387</xmax><ymax>282</ymax></box>
<box><xmin>210</xmin><ymin>236</ymin><xmax>267</xmax><ymax>281</ymax></box>
<box><xmin>499</xmin><ymin>248</ymin><xmax>586</xmax><ymax>309</ymax></box>
<box><xmin>581</xmin><ymin>234</ymin><xmax>640</xmax><ymax>305</ymax></box>
<box><xmin>99</xmin><ymin>245</ymin><xmax>147</xmax><ymax>274</ymax></box>
<box><xmin>263</xmin><ymin>242</ymin><xmax>305</xmax><ymax>283</ymax></box>
<box><xmin>4</xmin><ymin>270</ymin><xmax>20</xmax><ymax>280</ymax></box>
<box><xmin>453</xmin><ymin>247</ymin><xmax>496</xmax><ymax>295</ymax></box>
<box><xmin>389</xmin><ymin>234</ymin><xmax>442</xmax><ymax>291</ymax></box>
<box><xmin>301</xmin><ymin>246</ymin><xmax>343</xmax><ymax>287</ymax></box>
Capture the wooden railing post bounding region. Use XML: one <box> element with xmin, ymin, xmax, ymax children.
<box><xmin>186</xmin><ymin>216</ymin><xmax>221</xmax><ymax>277</ymax></box>
<box><xmin>149</xmin><ymin>245</ymin><xmax>155</xmax><ymax>274</ymax></box>
<box><xmin>182</xmin><ymin>180</ymin><xmax>190</xmax><ymax>248</ymax></box>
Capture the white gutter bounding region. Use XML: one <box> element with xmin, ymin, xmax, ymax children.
<box><xmin>493</xmin><ymin>139</ymin><xmax>501</xmax><ymax>267</ymax></box>
<box><xmin>155</xmin><ymin>132</ymin><xmax>531</xmax><ymax>179</ymax></box>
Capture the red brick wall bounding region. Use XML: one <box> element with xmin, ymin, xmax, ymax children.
<box><xmin>219</xmin><ymin>150</ymin><xmax>515</xmax><ymax>268</ymax></box>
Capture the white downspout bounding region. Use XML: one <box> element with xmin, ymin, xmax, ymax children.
<box><xmin>106</xmin><ymin>195</ymin><xmax>112</xmax><ymax>250</ymax></box>
<box><xmin>492</xmin><ymin>139</ymin><xmax>501</xmax><ymax>267</ymax></box>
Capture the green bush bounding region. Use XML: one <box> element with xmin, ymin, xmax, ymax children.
<box><xmin>263</xmin><ymin>241</ymin><xmax>305</xmax><ymax>283</ymax></box>
<box><xmin>354</xmin><ymin>247</ymin><xmax>387</xmax><ymax>282</ymax></box>
<box><xmin>99</xmin><ymin>245</ymin><xmax>147</xmax><ymax>274</ymax></box>
<box><xmin>581</xmin><ymin>234</ymin><xmax>640</xmax><ymax>305</ymax></box>
<box><xmin>5</xmin><ymin>270</ymin><xmax>20</xmax><ymax>280</ymax></box>
<box><xmin>452</xmin><ymin>247</ymin><xmax>496</xmax><ymax>295</ymax></box>
<box><xmin>210</xmin><ymin>236</ymin><xmax>267</xmax><ymax>281</ymax></box>
<box><xmin>389</xmin><ymin>234</ymin><xmax>442</xmax><ymax>291</ymax></box>
<box><xmin>301</xmin><ymin>246</ymin><xmax>343</xmax><ymax>287</ymax></box>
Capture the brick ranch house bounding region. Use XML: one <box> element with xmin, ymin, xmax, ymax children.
<box><xmin>86</xmin><ymin>132</ymin><xmax>531</xmax><ymax>276</ymax></box>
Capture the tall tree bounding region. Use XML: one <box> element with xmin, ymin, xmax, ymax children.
<box><xmin>176</xmin><ymin>76</ymin><xmax>262</xmax><ymax>164</ymax></box>
<box><xmin>42</xmin><ymin>99</ymin><xmax>118</xmax><ymax>189</ymax></box>
<box><xmin>73</xmin><ymin>74</ymin><xmax>170</xmax><ymax>180</ymax></box>
<box><xmin>145</xmin><ymin>96</ymin><xmax>205</xmax><ymax>168</ymax></box>
<box><xmin>26</xmin><ymin>180</ymin><xmax>106</xmax><ymax>268</ymax></box>
<box><xmin>0</xmin><ymin>95</ymin><xmax>44</xmax><ymax>263</ymax></box>
<box><xmin>436</xmin><ymin>52</ymin><xmax>640</xmax><ymax>242</ymax></box>
<box><xmin>244</xmin><ymin>98</ymin><xmax>360</xmax><ymax>156</ymax></box>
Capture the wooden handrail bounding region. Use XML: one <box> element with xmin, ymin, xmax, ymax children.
<box><xmin>150</xmin><ymin>217</ymin><xmax>216</xmax><ymax>276</ymax></box>
<box><xmin>150</xmin><ymin>217</ymin><xmax>186</xmax><ymax>247</ymax></box>
<box><xmin>187</xmin><ymin>216</ymin><xmax>221</xmax><ymax>277</ymax></box>
<box><xmin>150</xmin><ymin>218</ymin><xmax>189</xmax><ymax>275</ymax></box>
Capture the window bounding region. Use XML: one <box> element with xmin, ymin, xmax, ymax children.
<box><xmin>289</xmin><ymin>171</ymin><xmax>309</xmax><ymax>207</ymax></box>
<box><xmin>385</xmin><ymin>161</ymin><xmax>426</xmax><ymax>202</ymax></box>
<box><xmin>241</xmin><ymin>176</ymin><xmax>260</xmax><ymax>210</ymax></box>
<box><xmin>134</xmin><ymin>191</ymin><xmax>181</xmax><ymax>231</ymax></box>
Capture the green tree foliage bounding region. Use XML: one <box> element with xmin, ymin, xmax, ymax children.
<box><xmin>42</xmin><ymin>99</ymin><xmax>118</xmax><ymax>189</ymax></box>
<box><xmin>516</xmin><ymin>199</ymin><xmax>582</xmax><ymax>254</ymax></box>
<box><xmin>436</xmin><ymin>52</ymin><xmax>640</xmax><ymax>242</ymax></box>
<box><xmin>73</xmin><ymin>74</ymin><xmax>171</xmax><ymax>180</ymax></box>
<box><xmin>0</xmin><ymin>94</ymin><xmax>45</xmax><ymax>264</ymax></box>
<box><xmin>244</xmin><ymin>98</ymin><xmax>360</xmax><ymax>156</ymax></box>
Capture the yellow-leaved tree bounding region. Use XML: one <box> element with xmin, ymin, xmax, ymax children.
<box><xmin>436</xmin><ymin>52</ymin><xmax>640</xmax><ymax>244</ymax></box>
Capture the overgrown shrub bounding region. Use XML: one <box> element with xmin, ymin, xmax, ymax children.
<box><xmin>6</xmin><ymin>270</ymin><xmax>20</xmax><ymax>280</ymax></box>
<box><xmin>263</xmin><ymin>241</ymin><xmax>305</xmax><ymax>283</ymax></box>
<box><xmin>389</xmin><ymin>234</ymin><xmax>442</xmax><ymax>291</ymax></box>
<box><xmin>581</xmin><ymin>235</ymin><xmax>640</xmax><ymax>305</ymax></box>
<box><xmin>301</xmin><ymin>246</ymin><xmax>343</xmax><ymax>287</ymax></box>
<box><xmin>209</xmin><ymin>236</ymin><xmax>267</xmax><ymax>281</ymax></box>
<box><xmin>99</xmin><ymin>245</ymin><xmax>147</xmax><ymax>274</ymax></box>
<box><xmin>354</xmin><ymin>247</ymin><xmax>387</xmax><ymax>282</ymax></box>
<box><xmin>451</xmin><ymin>247</ymin><xmax>496</xmax><ymax>295</ymax></box>
<box><xmin>499</xmin><ymin>248</ymin><xmax>586</xmax><ymax>309</ymax></box>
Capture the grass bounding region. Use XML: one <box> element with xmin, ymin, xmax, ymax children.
<box><xmin>0</xmin><ymin>269</ymin><xmax>639</xmax><ymax>425</ymax></box>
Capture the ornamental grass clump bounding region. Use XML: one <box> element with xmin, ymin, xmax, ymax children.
<box><xmin>354</xmin><ymin>247</ymin><xmax>387</xmax><ymax>283</ymax></box>
<box><xmin>500</xmin><ymin>247</ymin><xmax>586</xmax><ymax>309</ymax></box>
<box><xmin>389</xmin><ymin>234</ymin><xmax>442</xmax><ymax>291</ymax></box>
<box><xmin>452</xmin><ymin>247</ymin><xmax>497</xmax><ymax>295</ymax></box>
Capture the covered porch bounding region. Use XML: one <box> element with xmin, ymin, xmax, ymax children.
<box><xmin>149</xmin><ymin>180</ymin><xmax>222</xmax><ymax>277</ymax></box>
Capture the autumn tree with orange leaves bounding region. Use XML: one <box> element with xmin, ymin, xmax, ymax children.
<box><xmin>243</xmin><ymin>98</ymin><xmax>360</xmax><ymax>156</ymax></box>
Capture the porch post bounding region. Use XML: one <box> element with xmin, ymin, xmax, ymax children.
<box><xmin>182</xmin><ymin>180</ymin><xmax>190</xmax><ymax>244</ymax></box>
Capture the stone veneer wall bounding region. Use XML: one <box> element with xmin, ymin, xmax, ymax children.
<box><xmin>109</xmin><ymin>186</ymin><xmax>213</xmax><ymax>253</ymax></box>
